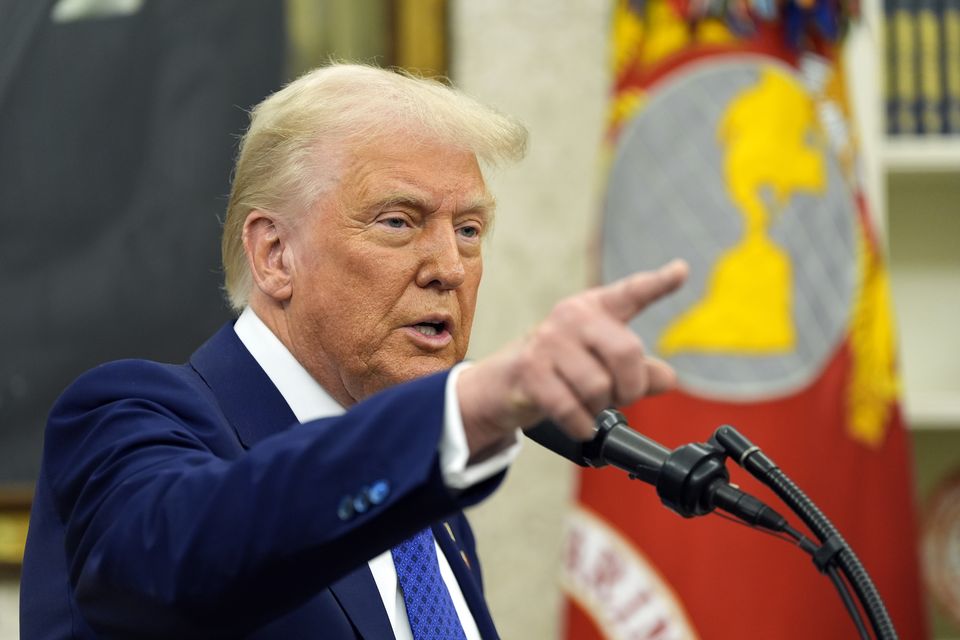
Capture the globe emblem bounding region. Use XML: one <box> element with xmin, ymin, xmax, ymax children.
<box><xmin>602</xmin><ymin>58</ymin><xmax>858</xmax><ymax>400</ymax></box>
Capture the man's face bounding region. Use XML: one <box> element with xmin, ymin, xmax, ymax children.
<box><xmin>282</xmin><ymin>135</ymin><xmax>492</xmax><ymax>406</ymax></box>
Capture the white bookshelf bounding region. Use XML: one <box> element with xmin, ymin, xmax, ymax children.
<box><xmin>850</xmin><ymin>2</ymin><xmax>960</xmax><ymax>637</ymax></box>
<box><xmin>848</xmin><ymin>1</ymin><xmax>960</xmax><ymax>431</ymax></box>
<box><xmin>884</xmin><ymin>164</ymin><xmax>960</xmax><ymax>634</ymax></box>
<box><xmin>905</xmin><ymin>390</ymin><xmax>960</xmax><ymax>428</ymax></box>
<box><xmin>885</xmin><ymin>167</ymin><xmax>960</xmax><ymax>430</ymax></box>
<box><xmin>882</xmin><ymin>137</ymin><xmax>960</xmax><ymax>173</ymax></box>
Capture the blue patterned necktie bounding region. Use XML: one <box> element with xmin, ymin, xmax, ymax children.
<box><xmin>391</xmin><ymin>528</ymin><xmax>468</xmax><ymax>640</ymax></box>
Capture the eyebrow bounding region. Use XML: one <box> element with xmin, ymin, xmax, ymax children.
<box><xmin>373</xmin><ymin>191</ymin><xmax>497</xmax><ymax>217</ymax></box>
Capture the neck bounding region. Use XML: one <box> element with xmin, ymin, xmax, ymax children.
<box><xmin>248</xmin><ymin>299</ymin><xmax>358</xmax><ymax>408</ymax></box>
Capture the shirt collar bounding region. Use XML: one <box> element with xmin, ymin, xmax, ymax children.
<box><xmin>233</xmin><ymin>307</ymin><xmax>344</xmax><ymax>423</ymax></box>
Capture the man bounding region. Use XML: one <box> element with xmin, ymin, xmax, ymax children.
<box><xmin>20</xmin><ymin>64</ymin><xmax>688</xmax><ymax>638</ymax></box>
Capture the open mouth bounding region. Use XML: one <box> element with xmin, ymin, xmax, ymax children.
<box><xmin>412</xmin><ymin>321</ymin><xmax>446</xmax><ymax>337</ymax></box>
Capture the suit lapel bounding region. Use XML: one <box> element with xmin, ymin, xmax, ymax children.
<box><xmin>0</xmin><ymin>0</ymin><xmax>55</xmax><ymax>112</ymax></box>
<box><xmin>433</xmin><ymin>522</ymin><xmax>500</xmax><ymax>640</ymax></box>
<box><xmin>189</xmin><ymin>322</ymin><xmax>297</xmax><ymax>447</ymax></box>
<box><xmin>190</xmin><ymin>323</ymin><xmax>395</xmax><ymax>637</ymax></box>
<box><xmin>328</xmin><ymin>567</ymin><xmax>396</xmax><ymax>640</ymax></box>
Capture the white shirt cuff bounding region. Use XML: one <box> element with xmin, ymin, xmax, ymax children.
<box><xmin>440</xmin><ymin>362</ymin><xmax>522</xmax><ymax>491</ymax></box>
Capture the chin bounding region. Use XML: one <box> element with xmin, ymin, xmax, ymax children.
<box><xmin>390</xmin><ymin>356</ymin><xmax>459</xmax><ymax>385</ymax></box>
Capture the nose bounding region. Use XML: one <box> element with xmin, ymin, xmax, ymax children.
<box><xmin>415</xmin><ymin>226</ymin><xmax>466</xmax><ymax>290</ymax></box>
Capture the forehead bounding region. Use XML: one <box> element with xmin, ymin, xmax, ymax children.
<box><xmin>337</xmin><ymin>134</ymin><xmax>492</xmax><ymax>212</ymax></box>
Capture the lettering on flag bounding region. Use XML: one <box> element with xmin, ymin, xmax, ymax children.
<box><xmin>560</xmin><ymin>507</ymin><xmax>698</xmax><ymax>640</ymax></box>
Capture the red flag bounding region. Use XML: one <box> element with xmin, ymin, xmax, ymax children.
<box><xmin>561</xmin><ymin>2</ymin><xmax>927</xmax><ymax>638</ymax></box>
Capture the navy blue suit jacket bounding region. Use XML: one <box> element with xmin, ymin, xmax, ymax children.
<box><xmin>20</xmin><ymin>323</ymin><xmax>503</xmax><ymax>638</ymax></box>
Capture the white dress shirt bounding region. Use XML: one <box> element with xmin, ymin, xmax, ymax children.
<box><xmin>233</xmin><ymin>307</ymin><xmax>520</xmax><ymax>639</ymax></box>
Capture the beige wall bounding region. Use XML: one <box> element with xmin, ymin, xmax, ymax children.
<box><xmin>451</xmin><ymin>1</ymin><xmax>611</xmax><ymax>638</ymax></box>
<box><xmin>0</xmin><ymin>580</ymin><xmax>16</xmax><ymax>638</ymax></box>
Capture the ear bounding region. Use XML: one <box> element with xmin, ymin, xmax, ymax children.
<box><xmin>242</xmin><ymin>210</ymin><xmax>294</xmax><ymax>303</ymax></box>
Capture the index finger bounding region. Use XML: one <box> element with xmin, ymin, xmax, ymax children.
<box><xmin>596</xmin><ymin>259</ymin><xmax>689</xmax><ymax>322</ymax></box>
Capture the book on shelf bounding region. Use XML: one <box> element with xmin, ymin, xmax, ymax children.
<box><xmin>918</xmin><ymin>0</ymin><xmax>943</xmax><ymax>134</ymax></box>
<box><xmin>883</xmin><ymin>0</ymin><xmax>960</xmax><ymax>136</ymax></box>
<box><xmin>888</xmin><ymin>0</ymin><xmax>919</xmax><ymax>135</ymax></box>
<box><xmin>884</xmin><ymin>0</ymin><xmax>899</xmax><ymax>135</ymax></box>
<box><xmin>945</xmin><ymin>0</ymin><xmax>960</xmax><ymax>133</ymax></box>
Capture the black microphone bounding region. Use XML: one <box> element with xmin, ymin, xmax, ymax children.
<box><xmin>526</xmin><ymin>409</ymin><xmax>787</xmax><ymax>532</ymax></box>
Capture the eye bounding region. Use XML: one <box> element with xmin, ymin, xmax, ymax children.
<box><xmin>457</xmin><ymin>224</ymin><xmax>482</xmax><ymax>240</ymax></box>
<box><xmin>379</xmin><ymin>215</ymin><xmax>410</xmax><ymax>229</ymax></box>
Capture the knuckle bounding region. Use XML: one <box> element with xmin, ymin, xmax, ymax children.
<box><xmin>552</xmin><ymin>399</ymin><xmax>583</xmax><ymax>425</ymax></box>
<box><xmin>612</xmin><ymin>333</ymin><xmax>645</xmax><ymax>363</ymax></box>
<box><xmin>552</xmin><ymin>296</ymin><xmax>590</xmax><ymax>324</ymax></box>
<box><xmin>535</xmin><ymin>321</ymin><xmax>563</xmax><ymax>346</ymax></box>
<box><xmin>620</xmin><ymin>369</ymin><xmax>650</xmax><ymax>403</ymax></box>
<box><xmin>583</xmin><ymin>374</ymin><xmax>613</xmax><ymax>405</ymax></box>
<box><xmin>516</xmin><ymin>355</ymin><xmax>548</xmax><ymax>387</ymax></box>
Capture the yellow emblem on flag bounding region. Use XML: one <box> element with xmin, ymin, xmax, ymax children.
<box><xmin>659</xmin><ymin>66</ymin><xmax>826</xmax><ymax>356</ymax></box>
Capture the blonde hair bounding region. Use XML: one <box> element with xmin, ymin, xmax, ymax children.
<box><xmin>221</xmin><ymin>63</ymin><xmax>528</xmax><ymax>312</ymax></box>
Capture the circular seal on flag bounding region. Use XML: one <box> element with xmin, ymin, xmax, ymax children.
<box><xmin>561</xmin><ymin>507</ymin><xmax>698</xmax><ymax>639</ymax></box>
<box><xmin>601</xmin><ymin>57</ymin><xmax>858</xmax><ymax>400</ymax></box>
<box><xmin>922</xmin><ymin>470</ymin><xmax>960</xmax><ymax>628</ymax></box>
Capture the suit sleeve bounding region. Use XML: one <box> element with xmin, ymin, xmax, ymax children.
<box><xmin>42</xmin><ymin>360</ymin><xmax>502</xmax><ymax>637</ymax></box>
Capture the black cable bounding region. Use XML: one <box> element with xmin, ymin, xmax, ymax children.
<box><xmin>764</xmin><ymin>468</ymin><xmax>896</xmax><ymax>639</ymax></box>
<box><xmin>721</xmin><ymin>514</ymin><xmax>872</xmax><ymax>638</ymax></box>
<box><xmin>827</xmin><ymin>564</ymin><xmax>871</xmax><ymax>640</ymax></box>
<box><xmin>712</xmin><ymin>426</ymin><xmax>898</xmax><ymax>640</ymax></box>
<box><xmin>787</xmin><ymin>524</ymin><xmax>871</xmax><ymax>638</ymax></box>
<box><xmin>783</xmin><ymin>523</ymin><xmax>819</xmax><ymax>556</ymax></box>
<box><xmin>722</xmin><ymin>512</ymin><xmax>875</xmax><ymax>638</ymax></box>
<box><xmin>711</xmin><ymin>510</ymin><xmax>799</xmax><ymax>546</ymax></box>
